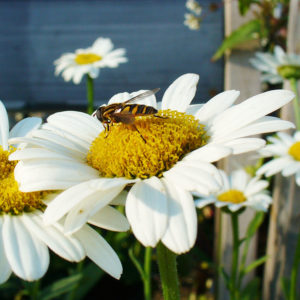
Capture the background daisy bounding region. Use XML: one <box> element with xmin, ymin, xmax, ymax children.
<box><xmin>195</xmin><ymin>169</ymin><xmax>272</xmax><ymax>212</ymax></box>
<box><xmin>257</xmin><ymin>131</ymin><xmax>300</xmax><ymax>186</ymax></box>
<box><xmin>250</xmin><ymin>45</ymin><xmax>300</xmax><ymax>84</ymax></box>
<box><xmin>54</xmin><ymin>37</ymin><xmax>127</xmax><ymax>85</ymax></box>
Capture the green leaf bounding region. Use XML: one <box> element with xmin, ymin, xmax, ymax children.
<box><xmin>244</xmin><ymin>255</ymin><xmax>269</xmax><ymax>274</ymax></box>
<box><xmin>69</xmin><ymin>263</ymin><xmax>104</xmax><ymax>300</ymax></box>
<box><xmin>238</xmin><ymin>0</ymin><xmax>254</xmax><ymax>15</ymax></box>
<box><xmin>240</xmin><ymin>277</ymin><xmax>260</xmax><ymax>300</ymax></box>
<box><xmin>281</xmin><ymin>277</ymin><xmax>291</xmax><ymax>300</ymax></box>
<box><xmin>212</xmin><ymin>19</ymin><xmax>262</xmax><ymax>61</ymax></box>
<box><xmin>246</xmin><ymin>212</ymin><xmax>264</xmax><ymax>239</ymax></box>
<box><xmin>39</xmin><ymin>273</ymin><xmax>83</xmax><ymax>300</ymax></box>
<box><xmin>219</xmin><ymin>266</ymin><xmax>231</xmax><ymax>288</ymax></box>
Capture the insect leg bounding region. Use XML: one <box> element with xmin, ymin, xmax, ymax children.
<box><xmin>132</xmin><ymin>124</ymin><xmax>146</xmax><ymax>143</ymax></box>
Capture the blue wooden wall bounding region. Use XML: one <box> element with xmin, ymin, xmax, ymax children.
<box><xmin>0</xmin><ymin>0</ymin><xmax>223</xmax><ymax>111</ymax></box>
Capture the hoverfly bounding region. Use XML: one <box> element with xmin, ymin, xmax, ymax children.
<box><xmin>93</xmin><ymin>88</ymin><xmax>161</xmax><ymax>142</ymax></box>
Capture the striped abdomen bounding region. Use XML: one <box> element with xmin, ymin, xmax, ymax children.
<box><xmin>121</xmin><ymin>104</ymin><xmax>158</xmax><ymax>116</ymax></box>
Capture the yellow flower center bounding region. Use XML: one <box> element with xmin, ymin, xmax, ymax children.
<box><xmin>0</xmin><ymin>146</ymin><xmax>47</xmax><ymax>215</ymax></box>
<box><xmin>217</xmin><ymin>189</ymin><xmax>246</xmax><ymax>204</ymax></box>
<box><xmin>87</xmin><ymin>109</ymin><xmax>208</xmax><ymax>179</ymax></box>
<box><xmin>75</xmin><ymin>53</ymin><xmax>102</xmax><ymax>65</ymax></box>
<box><xmin>288</xmin><ymin>141</ymin><xmax>300</xmax><ymax>161</ymax></box>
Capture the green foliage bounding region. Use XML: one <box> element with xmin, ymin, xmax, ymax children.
<box><xmin>238</xmin><ymin>0</ymin><xmax>256</xmax><ymax>15</ymax></box>
<box><xmin>281</xmin><ymin>277</ymin><xmax>291</xmax><ymax>300</ymax></box>
<box><xmin>212</xmin><ymin>19</ymin><xmax>263</xmax><ymax>61</ymax></box>
<box><xmin>240</xmin><ymin>277</ymin><xmax>260</xmax><ymax>300</ymax></box>
<box><xmin>39</xmin><ymin>273</ymin><xmax>83</xmax><ymax>300</ymax></box>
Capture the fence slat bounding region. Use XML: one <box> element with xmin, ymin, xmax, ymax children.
<box><xmin>263</xmin><ymin>1</ymin><xmax>300</xmax><ymax>299</ymax></box>
<box><xmin>214</xmin><ymin>1</ymin><xmax>261</xmax><ymax>299</ymax></box>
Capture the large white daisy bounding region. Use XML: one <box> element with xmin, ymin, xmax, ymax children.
<box><xmin>10</xmin><ymin>74</ymin><xmax>294</xmax><ymax>254</ymax></box>
<box><xmin>0</xmin><ymin>101</ymin><xmax>126</xmax><ymax>283</ymax></box>
<box><xmin>195</xmin><ymin>169</ymin><xmax>272</xmax><ymax>212</ymax></box>
<box><xmin>256</xmin><ymin>131</ymin><xmax>300</xmax><ymax>185</ymax></box>
<box><xmin>250</xmin><ymin>45</ymin><xmax>300</xmax><ymax>84</ymax></box>
<box><xmin>54</xmin><ymin>37</ymin><xmax>127</xmax><ymax>84</ymax></box>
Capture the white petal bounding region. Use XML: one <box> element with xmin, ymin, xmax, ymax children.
<box><xmin>245</xmin><ymin>178</ymin><xmax>268</xmax><ymax>196</ymax></box>
<box><xmin>183</xmin><ymin>144</ymin><xmax>232</xmax><ymax>162</ymax></box>
<box><xmin>9</xmin><ymin>117</ymin><xmax>41</xmax><ymax>140</ymax></box>
<box><xmin>210</xmin><ymin>90</ymin><xmax>294</xmax><ymax>140</ymax></box>
<box><xmin>110</xmin><ymin>190</ymin><xmax>128</xmax><ymax>205</ymax></box>
<box><xmin>231</xmin><ymin>169</ymin><xmax>249</xmax><ymax>191</ymax></box>
<box><xmin>211</xmin><ymin>116</ymin><xmax>294</xmax><ymax>143</ymax></box>
<box><xmin>282</xmin><ymin>162</ymin><xmax>300</xmax><ymax>177</ymax></box>
<box><xmin>3</xmin><ymin>215</ymin><xmax>49</xmax><ymax>281</ymax></box>
<box><xmin>164</xmin><ymin>161</ymin><xmax>220</xmax><ymax>194</ymax></box>
<box><xmin>15</xmin><ymin>160</ymin><xmax>99</xmax><ymax>192</ymax></box>
<box><xmin>0</xmin><ymin>101</ymin><xmax>9</xmax><ymax>150</ymax></box>
<box><xmin>10</xmin><ymin>148</ymin><xmax>76</xmax><ymax>161</ymax></box>
<box><xmin>47</xmin><ymin>111</ymin><xmax>102</xmax><ymax>143</ymax></box>
<box><xmin>161</xmin><ymin>179</ymin><xmax>197</xmax><ymax>254</ymax></box>
<box><xmin>195</xmin><ymin>197</ymin><xmax>216</xmax><ymax>209</ymax></box>
<box><xmin>88</xmin><ymin>206</ymin><xmax>130</xmax><ymax>232</ymax></box>
<box><xmin>222</xmin><ymin>138</ymin><xmax>266</xmax><ymax>154</ymax></box>
<box><xmin>22</xmin><ymin>212</ymin><xmax>85</xmax><ymax>262</ymax></box>
<box><xmin>0</xmin><ymin>218</ymin><xmax>12</xmax><ymax>284</ymax></box>
<box><xmin>92</xmin><ymin>37</ymin><xmax>114</xmax><ymax>55</ymax></box>
<box><xmin>195</xmin><ymin>90</ymin><xmax>240</xmax><ymax>123</ymax></box>
<box><xmin>74</xmin><ymin>225</ymin><xmax>122</xmax><ymax>279</ymax></box>
<box><xmin>161</xmin><ymin>74</ymin><xmax>199</xmax><ymax>112</ymax></box>
<box><xmin>126</xmin><ymin>177</ymin><xmax>168</xmax><ymax>247</ymax></box>
<box><xmin>257</xmin><ymin>157</ymin><xmax>291</xmax><ymax>177</ymax></box>
<box><xmin>63</xmin><ymin>178</ymin><xmax>134</xmax><ymax>234</ymax></box>
<box><xmin>44</xmin><ymin>177</ymin><xmax>132</xmax><ymax>225</ymax></box>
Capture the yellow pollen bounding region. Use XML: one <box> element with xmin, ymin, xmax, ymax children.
<box><xmin>75</xmin><ymin>53</ymin><xmax>102</xmax><ymax>65</ymax></box>
<box><xmin>217</xmin><ymin>189</ymin><xmax>246</xmax><ymax>204</ymax></box>
<box><xmin>288</xmin><ymin>141</ymin><xmax>300</xmax><ymax>161</ymax></box>
<box><xmin>87</xmin><ymin>110</ymin><xmax>208</xmax><ymax>179</ymax></box>
<box><xmin>0</xmin><ymin>146</ymin><xmax>47</xmax><ymax>215</ymax></box>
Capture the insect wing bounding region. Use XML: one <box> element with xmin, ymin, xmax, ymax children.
<box><xmin>111</xmin><ymin>112</ymin><xmax>135</xmax><ymax>124</ymax></box>
<box><xmin>124</xmin><ymin>88</ymin><xmax>160</xmax><ymax>104</ymax></box>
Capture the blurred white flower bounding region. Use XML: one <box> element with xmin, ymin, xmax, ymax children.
<box><xmin>54</xmin><ymin>37</ymin><xmax>127</xmax><ymax>84</ymax></box>
<box><xmin>257</xmin><ymin>131</ymin><xmax>300</xmax><ymax>185</ymax></box>
<box><xmin>195</xmin><ymin>169</ymin><xmax>272</xmax><ymax>212</ymax></box>
<box><xmin>186</xmin><ymin>0</ymin><xmax>202</xmax><ymax>15</ymax></box>
<box><xmin>184</xmin><ymin>13</ymin><xmax>202</xmax><ymax>30</ymax></box>
<box><xmin>250</xmin><ymin>46</ymin><xmax>300</xmax><ymax>84</ymax></box>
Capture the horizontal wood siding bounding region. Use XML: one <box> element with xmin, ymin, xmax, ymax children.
<box><xmin>0</xmin><ymin>0</ymin><xmax>223</xmax><ymax>110</ymax></box>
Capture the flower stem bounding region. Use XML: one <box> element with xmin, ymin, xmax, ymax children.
<box><xmin>230</xmin><ymin>212</ymin><xmax>240</xmax><ymax>300</ymax></box>
<box><xmin>144</xmin><ymin>247</ymin><xmax>152</xmax><ymax>300</ymax></box>
<box><xmin>289</xmin><ymin>230</ymin><xmax>300</xmax><ymax>300</ymax></box>
<box><xmin>156</xmin><ymin>243</ymin><xmax>180</xmax><ymax>300</ymax></box>
<box><xmin>86</xmin><ymin>74</ymin><xmax>94</xmax><ymax>115</ymax></box>
<box><xmin>290</xmin><ymin>78</ymin><xmax>300</xmax><ymax>130</ymax></box>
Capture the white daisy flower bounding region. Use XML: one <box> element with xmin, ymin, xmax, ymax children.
<box><xmin>257</xmin><ymin>131</ymin><xmax>300</xmax><ymax>185</ymax></box>
<box><xmin>186</xmin><ymin>0</ymin><xmax>202</xmax><ymax>15</ymax></box>
<box><xmin>10</xmin><ymin>74</ymin><xmax>294</xmax><ymax>254</ymax></box>
<box><xmin>250</xmin><ymin>46</ymin><xmax>300</xmax><ymax>84</ymax></box>
<box><xmin>184</xmin><ymin>13</ymin><xmax>201</xmax><ymax>30</ymax></box>
<box><xmin>54</xmin><ymin>37</ymin><xmax>127</xmax><ymax>84</ymax></box>
<box><xmin>0</xmin><ymin>102</ymin><xmax>126</xmax><ymax>283</ymax></box>
<box><xmin>195</xmin><ymin>169</ymin><xmax>272</xmax><ymax>212</ymax></box>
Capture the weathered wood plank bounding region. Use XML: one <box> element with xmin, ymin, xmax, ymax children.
<box><xmin>215</xmin><ymin>1</ymin><xmax>261</xmax><ymax>299</ymax></box>
<box><xmin>0</xmin><ymin>0</ymin><xmax>223</xmax><ymax>109</ymax></box>
<box><xmin>263</xmin><ymin>1</ymin><xmax>300</xmax><ymax>299</ymax></box>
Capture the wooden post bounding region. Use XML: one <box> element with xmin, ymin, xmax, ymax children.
<box><xmin>214</xmin><ymin>1</ymin><xmax>261</xmax><ymax>299</ymax></box>
<box><xmin>263</xmin><ymin>1</ymin><xmax>300</xmax><ymax>299</ymax></box>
